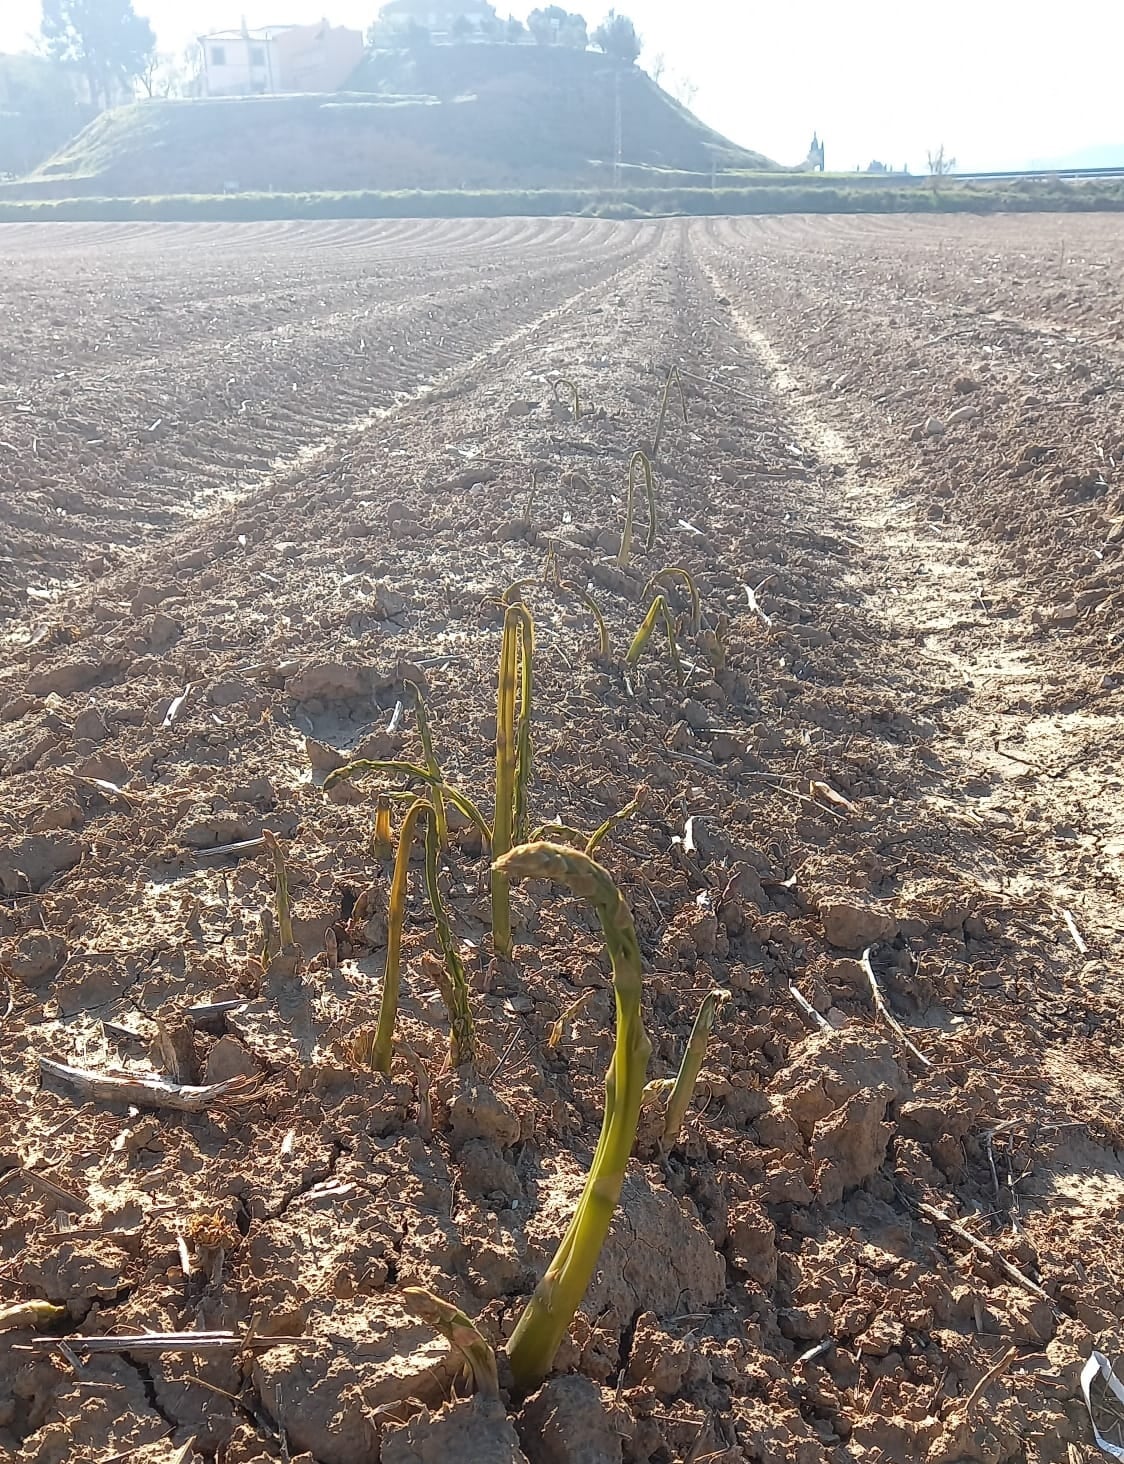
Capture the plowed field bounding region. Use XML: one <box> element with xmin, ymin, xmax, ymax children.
<box><xmin>1</xmin><ymin>214</ymin><xmax>1122</xmax><ymax>1464</ymax></box>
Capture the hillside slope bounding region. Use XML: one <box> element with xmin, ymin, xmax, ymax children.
<box><xmin>17</xmin><ymin>44</ymin><xmax>771</xmax><ymax>197</ymax></box>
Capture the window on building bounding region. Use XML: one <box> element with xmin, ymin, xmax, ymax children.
<box><xmin>210</xmin><ymin>45</ymin><xmax>226</xmax><ymax>65</ymax></box>
<box><xmin>249</xmin><ymin>45</ymin><xmax>266</xmax><ymax>66</ymax></box>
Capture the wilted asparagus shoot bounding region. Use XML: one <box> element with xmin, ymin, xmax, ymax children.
<box><xmin>646</xmin><ymin>566</ymin><xmax>701</xmax><ymax>635</ymax></box>
<box><xmin>529</xmin><ymin>790</ymin><xmax>642</xmax><ymax>857</ymax></box>
<box><xmin>524</xmin><ymin>467</ymin><xmax>539</xmax><ymax>523</ymax></box>
<box><xmin>369</xmin><ymin>797</ymin><xmax>431</xmax><ymax>1075</ymax></box>
<box><xmin>585</xmin><ymin>791</ymin><xmax>643</xmax><ymax>855</ymax></box>
<box><xmin>547</xmin><ymin>987</ymin><xmax>599</xmax><ymax>1050</ymax></box>
<box><xmin>408</xmin><ymin>681</ymin><xmax>448</xmax><ymax>848</ymax></box>
<box><xmin>423</xmin><ymin>809</ymin><xmax>476</xmax><ymax>1068</ymax></box>
<box><xmin>258</xmin><ymin>907</ymin><xmax>276</xmax><ymax>967</ymax></box>
<box><xmin>616</xmin><ymin>450</ymin><xmax>657</xmax><ymax>567</ymax></box>
<box><xmin>0</xmin><ymin>1301</ymin><xmax>66</xmax><ymax>1332</ymax></box>
<box><xmin>663</xmin><ymin>989</ymin><xmax>729</xmax><ymax>1146</ymax></box>
<box><xmin>372</xmin><ymin>794</ymin><xmax>394</xmax><ymax>860</ymax></box>
<box><xmin>561</xmin><ymin>579</ymin><xmax>610</xmax><ymax>657</ymax></box>
<box><xmin>497</xmin><ymin>842</ymin><xmax>652</xmax><ymax>1395</ymax></box>
<box><xmin>551</xmin><ymin>376</ymin><xmax>581</xmax><ymax>420</ymax></box>
<box><xmin>626</xmin><ymin>595</ymin><xmax>684</xmax><ymax>685</ymax></box>
<box><xmin>492</xmin><ymin>602</ymin><xmax>534</xmax><ymax>958</ymax></box>
<box><xmin>261</xmin><ymin>830</ymin><xmax>294</xmax><ymax>948</ymax></box>
<box><xmin>325</xmin><ymin>758</ymin><xmax>491</xmax><ymax>847</ymax></box>
<box><xmin>652</xmin><ymin>363</ymin><xmax>687</xmax><ymax>456</ymax></box>
<box><xmin>403</xmin><ymin>1287</ymin><xmax>499</xmax><ymax>1400</ymax></box>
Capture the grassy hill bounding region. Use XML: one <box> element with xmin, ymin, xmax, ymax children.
<box><xmin>9</xmin><ymin>44</ymin><xmax>773</xmax><ymax>199</ymax></box>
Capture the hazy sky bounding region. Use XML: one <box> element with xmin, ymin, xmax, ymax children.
<box><xmin>2</xmin><ymin>0</ymin><xmax>1121</xmax><ymax>171</ymax></box>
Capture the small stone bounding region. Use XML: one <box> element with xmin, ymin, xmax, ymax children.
<box><xmin>727</xmin><ymin>1200</ymin><xmax>777</xmax><ymax>1286</ymax></box>
<box><xmin>952</xmin><ymin>375</ymin><xmax>979</xmax><ymax>394</ymax></box>
<box><xmin>945</xmin><ymin>405</ymin><xmax>980</xmax><ymax>426</ymax></box>
<box><xmin>26</xmin><ymin>659</ymin><xmax>105</xmax><ymax>697</ymax></box>
<box><xmin>146</xmin><ymin>612</ymin><xmax>182</xmax><ymax>649</ymax></box>
<box><xmin>30</xmin><ymin>801</ymin><xmax>84</xmax><ymax>833</ymax></box>
<box><xmin>819</xmin><ymin>897</ymin><xmax>897</xmax><ymax>950</ymax></box>
<box><xmin>73</xmin><ymin>707</ymin><xmax>109</xmax><ymax>744</ymax></box>
<box><xmin>9</xmin><ymin>931</ymin><xmax>68</xmax><ymax>984</ymax></box>
<box><xmin>1049</xmin><ymin>604</ymin><xmax>1080</xmax><ymax>628</ymax></box>
<box><xmin>666</xmin><ymin>719</ymin><xmax>691</xmax><ymax>752</ymax></box>
<box><xmin>0</xmin><ymin>835</ymin><xmax>82</xmax><ymax>896</ymax></box>
<box><xmin>518</xmin><ymin>1374</ymin><xmax>622</xmax><ymax>1464</ymax></box>
<box><xmin>178</xmin><ymin>810</ymin><xmax>251</xmax><ymax>849</ymax></box>
<box><xmin>130</xmin><ymin>585</ymin><xmax>165</xmax><ymax>614</ymax></box>
<box><xmin>505</xmin><ymin>399</ymin><xmax>536</xmax><ymax>418</ymax></box>
<box><xmin>1</xmin><ymin>695</ymin><xmax>36</xmax><ymax>722</ymax></box>
<box><xmin>371</xmin><ymin>582</ymin><xmax>407</xmax><ymax>618</ymax></box>
<box><xmin>924</xmin><ymin>416</ymin><xmax>945</xmax><ymax>437</ymax></box>
<box><xmin>446</xmin><ymin>1077</ymin><xmax>520</xmax><ymax>1149</ymax></box>
<box><xmin>204</xmin><ymin>1036</ymin><xmax>260</xmax><ymax>1084</ymax></box>
<box><xmin>286</xmin><ymin>663</ymin><xmax>374</xmax><ymax>702</ymax></box>
<box><xmin>494</xmin><ymin>519</ymin><xmax>529</xmax><ymax>542</ymax></box>
<box><xmin>6</xmin><ymin>731</ymin><xmax>59</xmax><ymax>775</ymax></box>
<box><xmin>681</xmin><ymin>698</ymin><xmax>708</xmax><ymax>730</ymax></box>
<box><xmin>824</xmin><ymin>958</ymin><xmax>867</xmax><ymax>989</ymax></box>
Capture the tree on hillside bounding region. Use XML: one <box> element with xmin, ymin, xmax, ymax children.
<box><xmin>40</xmin><ymin>0</ymin><xmax>156</xmax><ymax>110</ymax></box>
<box><xmin>451</xmin><ymin>14</ymin><xmax>474</xmax><ymax>42</ymax></box>
<box><xmin>137</xmin><ymin>49</ymin><xmax>191</xmax><ymax>98</ymax></box>
<box><xmin>0</xmin><ymin>53</ymin><xmax>89</xmax><ymax>175</ymax></box>
<box><xmin>403</xmin><ymin>19</ymin><xmax>431</xmax><ymax>50</ymax></box>
<box><xmin>528</xmin><ymin>7</ymin><xmax>588</xmax><ymax>48</ymax></box>
<box><xmin>668</xmin><ymin>71</ymin><xmax>698</xmax><ymax>109</ymax></box>
<box><xmin>592</xmin><ymin>10</ymin><xmax>640</xmax><ymax>64</ymax></box>
<box><xmin>926</xmin><ymin>144</ymin><xmax>956</xmax><ymax>176</ymax></box>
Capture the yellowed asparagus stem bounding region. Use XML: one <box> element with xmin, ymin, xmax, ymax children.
<box><xmin>371</xmin><ymin>798</ymin><xmax>431</xmax><ymax>1075</ymax></box>
<box><xmin>497</xmin><ymin>842</ymin><xmax>652</xmax><ymax>1395</ymax></box>
<box><xmin>652</xmin><ymin>363</ymin><xmax>688</xmax><ymax>456</ymax></box>
<box><xmin>324</xmin><ymin>758</ymin><xmax>491</xmax><ymax>847</ymax></box>
<box><xmin>561</xmin><ymin>580</ymin><xmax>610</xmax><ymax>656</ymax></box>
<box><xmin>408</xmin><ymin>682</ymin><xmax>448</xmax><ymax>849</ymax></box>
<box><xmin>645</xmin><ymin>566</ymin><xmax>701</xmax><ymax>635</ymax></box>
<box><xmin>0</xmin><ymin>1301</ymin><xmax>66</xmax><ymax>1332</ymax></box>
<box><xmin>616</xmin><ymin>450</ymin><xmax>658</xmax><ymax>567</ymax></box>
<box><xmin>551</xmin><ymin>376</ymin><xmax>581</xmax><ymax>420</ymax></box>
<box><xmin>626</xmin><ymin>595</ymin><xmax>684</xmax><ymax>685</ymax></box>
<box><xmin>372</xmin><ymin>794</ymin><xmax>394</xmax><ymax>860</ymax></box>
<box><xmin>261</xmin><ymin>830</ymin><xmax>294</xmax><ymax>948</ymax></box>
<box><xmin>662</xmin><ymin>989</ymin><xmax>729</xmax><ymax>1145</ymax></box>
<box><xmin>423</xmin><ymin>808</ymin><xmax>476</xmax><ymax>1068</ymax></box>
<box><xmin>492</xmin><ymin>603</ymin><xmax>534</xmax><ymax>957</ymax></box>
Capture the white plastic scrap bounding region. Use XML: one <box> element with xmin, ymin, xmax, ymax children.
<box><xmin>1082</xmin><ymin>1351</ymin><xmax>1124</xmax><ymax>1460</ymax></box>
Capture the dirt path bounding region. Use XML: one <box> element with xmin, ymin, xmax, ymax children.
<box><xmin>1</xmin><ymin>216</ymin><xmax>1122</xmax><ymax>1464</ymax></box>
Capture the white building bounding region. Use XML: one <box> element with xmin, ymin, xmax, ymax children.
<box><xmin>199</xmin><ymin>20</ymin><xmax>364</xmax><ymax>97</ymax></box>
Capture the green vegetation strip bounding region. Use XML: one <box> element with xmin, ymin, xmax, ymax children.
<box><xmin>2</xmin><ymin>180</ymin><xmax>1124</xmax><ymax>223</ymax></box>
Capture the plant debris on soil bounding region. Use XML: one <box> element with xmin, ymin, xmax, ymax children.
<box><xmin>1</xmin><ymin>213</ymin><xmax>1122</xmax><ymax>1464</ymax></box>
